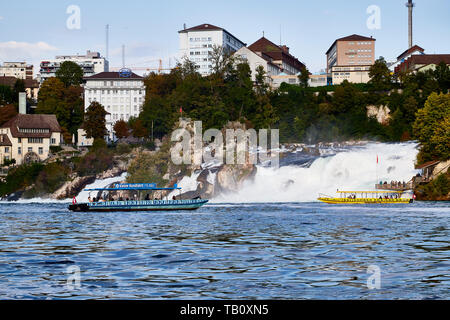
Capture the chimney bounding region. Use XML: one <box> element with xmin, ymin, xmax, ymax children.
<box><xmin>281</xmin><ymin>45</ymin><xmax>289</xmax><ymax>54</ymax></box>
<box><xmin>183</xmin><ymin>23</ymin><xmax>186</xmax><ymax>30</ymax></box>
<box><xmin>19</xmin><ymin>92</ymin><xmax>26</xmax><ymax>114</ymax></box>
<box><xmin>406</xmin><ymin>0</ymin><xmax>414</xmax><ymax>48</ymax></box>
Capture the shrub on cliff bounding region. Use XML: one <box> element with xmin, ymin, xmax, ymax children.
<box><xmin>0</xmin><ymin>163</ymin><xmax>44</xmax><ymax>196</ymax></box>
<box><xmin>413</xmin><ymin>92</ymin><xmax>450</xmax><ymax>163</ymax></box>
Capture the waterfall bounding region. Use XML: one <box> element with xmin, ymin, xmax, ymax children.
<box><xmin>76</xmin><ymin>172</ymin><xmax>128</xmax><ymax>202</ymax></box>
<box><xmin>214</xmin><ymin>142</ymin><xmax>420</xmax><ymax>203</ymax></box>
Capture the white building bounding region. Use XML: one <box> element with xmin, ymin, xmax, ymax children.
<box><xmin>40</xmin><ymin>50</ymin><xmax>109</xmax><ymax>84</ymax></box>
<box><xmin>271</xmin><ymin>73</ymin><xmax>329</xmax><ymax>89</ymax></box>
<box><xmin>0</xmin><ymin>62</ymin><xmax>33</xmax><ymax>79</ymax></box>
<box><xmin>179</xmin><ymin>23</ymin><xmax>246</xmax><ymax>76</ymax></box>
<box><xmin>83</xmin><ymin>71</ymin><xmax>145</xmax><ymax>142</ymax></box>
<box><xmin>331</xmin><ymin>65</ymin><xmax>371</xmax><ymax>85</ymax></box>
<box><xmin>234</xmin><ymin>47</ymin><xmax>281</xmax><ymax>85</ymax></box>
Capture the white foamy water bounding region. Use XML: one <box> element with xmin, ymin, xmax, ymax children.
<box><xmin>214</xmin><ymin>142</ymin><xmax>420</xmax><ymax>203</ymax></box>
<box><xmin>76</xmin><ymin>172</ymin><xmax>128</xmax><ymax>202</ymax></box>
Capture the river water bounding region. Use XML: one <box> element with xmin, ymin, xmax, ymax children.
<box><xmin>0</xmin><ymin>201</ymin><xmax>448</xmax><ymax>299</ymax></box>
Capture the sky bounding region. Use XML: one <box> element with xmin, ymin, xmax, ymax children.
<box><xmin>0</xmin><ymin>0</ymin><xmax>449</xmax><ymax>75</ymax></box>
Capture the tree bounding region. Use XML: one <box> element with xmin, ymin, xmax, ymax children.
<box><xmin>0</xmin><ymin>85</ymin><xmax>13</xmax><ymax>104</ymax></box>
<box><xmin>37</xmin><ymin>77</ymin><xmax>65</xmax><ymax>107</ymax></box>
<box><xmin>13</xmin><ymin>79</ymin><xmax>25</xmax><ymax>100</ymax></box>
<box><xmin>209</xmin><ymin>45</ymin><xmax>235</xmax><ymax>77</ymax></box>
<box><xmin>131</xmin><ymin>119</ymin><xmax>148</xmax><ymax>139</ymax></box>
<box><xmin>369</xmin><ymin>57</ymin><xmax>392</xmax><ymax>91</ymax></box>
<box><xmin>83</xmin><ymin>101</ymin><xmax>108</xmax><ymax>140</ymax></box>
<box><xmin>56</xmin><ymin>61</ymin><xmax>83</xmax><ymax>87</ymax></box>
<box><xmin>298</xmin><ymin>66</ymin><xmax>310</xmax><ymax>88</ymax></box>
<box><xmin>413</xmin><ymin>92</ymin><xmax>450</xmax><ymax>162</ymax></box>
<box><xmin>434</xmin><ymin>62</ymin><xmax>450</xmax><ymax>93</ymax></box>
<box><xmin>114</xmin><ymin>119</ymin><xmax>129</xmax><ymax>139</ymax></box>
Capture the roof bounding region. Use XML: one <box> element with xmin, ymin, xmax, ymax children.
<box><xmin>178</xmin><ymin>23</ymin><xmax>223</xmax><ymax>33</ymax></box>
<box><xmin>85</xmin><ymin>183</ymin><xmax>182</xmax><ymax>191</ymax></box>
<box><xmin>0</xmin><ymin>134</ymin><xmax>12</xmax><ymax>146</ymax></box>
<box><xmin>408</xmin><ymin>54</ymin><xmax>450</xmax><ymax>65</ymax></box>
<box><xmin>1</xmin><ymin>114</ymin><xmax>62</xmax><ymax>138</ymax></box>
<box><xmin>326</xmin><ymin>34</ymin><xmax>376</xmax><ymax>54</ymax></box>
<box><xmin>0</xmin><ymin>76</ymin><xmax>17</xmax><ymax>88</ymax></box>
<box><xmin>248</xmin><ymin>37</ymin><xmax>305</xmax><ymax>72</ymax></box>
<box><xmin>178</xmin><ymin>23</ymin><xmax>246</xmax><ymax>46</ymax></box>
<box><xmin>415</xmin><ymin>160</ymin><xmax>441</xmax><ymax>170</ymax></box>
<box><xmin>395</xmin><ymin>54</ymin><xmax>450</xmax><ymax>73</ymax></box>
<box><xmin>397</xmin><ymin>45</ymin><xmax>425</xmax><ymax>61</ymax></box>
<box><xmin>84</xmin><ymin>72</ymin><xmax>143</xmax><ymax>80</ymax></box>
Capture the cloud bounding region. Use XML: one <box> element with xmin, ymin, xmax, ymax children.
<box><xmin>0</xmin><ymin>16</ymin><xmax>3</xmax><ymax>20</ymax></box>
<box><xmin>0</xmin><ymin>41</ymin><xmax>58</xmax><ymax>73</ymax></box>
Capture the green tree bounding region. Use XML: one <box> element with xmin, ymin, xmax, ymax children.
<box><xmin>369</xmin><ymin>57</ymin><xmax>392</xmax><ymax>91</ymax></box>
<box><xmin>56</xmin><ymin>61</ymin><xmax>83</xmax><ymax>87</ymax></box>
<box><xmin>413</xmin><ymin>92</ymin><xmax>450</xmax><ymax>162</ymax></box>
<box><xmin>83</xmin><ymin>101</ymin><xmax>107</xmax><ymax>140</ymax></box>
<box><xmin>298</xmin><ymin>66</ymin><xmax>310</xmax><ymax>88</ymax></box>
<box><xmin>433</xmin><ymin>61</ymin><xmax>450</xmax><ymax>93</ymax></box>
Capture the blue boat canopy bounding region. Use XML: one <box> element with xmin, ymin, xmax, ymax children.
<box><xmin>84</xmin><ymin>183</ymin><xmax>181</xmax><ymax>192</ymax></box>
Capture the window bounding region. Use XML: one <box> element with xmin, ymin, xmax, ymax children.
<box><xmin>38</xmin><ymin>147</ymin><xmax>43</xmax><ymax>155</ymax></box>
<box><xmin>28</xmin><ymin>138</ymin><xmax>43</xmax><ymax>144</ymax></box>
<box><xmin>28</xmin><ymin>147</ymin><xmax>32</xmax><ymax>153</ymax></box>
<box><xmin>5</xmin><ymin>147</ymin><xmax>9</xmax><ymax>153</ymax></box>
<box><xmin>18</xmin><ymin>147</ymin><xmax>21</xmax><ymax>155</ymax></box>
<box><xmin>51</xmin><ymin>138</ymin><xmax>56</xmax><ymax>144</ymax></box>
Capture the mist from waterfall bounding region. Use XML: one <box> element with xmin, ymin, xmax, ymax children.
<box><xmin>214</xmin><ymin>142</ymin><xmax>419</xmax><ymax>203</ymax></box>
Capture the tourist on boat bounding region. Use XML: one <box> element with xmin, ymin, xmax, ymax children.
<box><xmin>145</xmin><ymin>194</ymin><xmax>150</xmax><ymax>200</ymax></box>
<box><xmin>88</xmin><ymin>196</ymin><xmax>92</xmax><ymax>203</ymax></box>
<box><xmin>172</xmin><ymin>196</ymin><xmax>176</xmax><ymax>200</ymax></box>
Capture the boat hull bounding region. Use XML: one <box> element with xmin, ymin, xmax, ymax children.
<box><xmin>318</xmin><ymin>197</ymin><xmax>413</xmax><ymax>204</ymax></box>
<box><xmin>68</xmin><ymin>199</ymin><xmax>209</xmax><ymax>212</ymax></box>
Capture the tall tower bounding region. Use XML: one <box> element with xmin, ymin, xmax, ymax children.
<box><xmin>406</xmin><ymin>0</ymin><xmax>415</xmax><ymax>48</ymax></box>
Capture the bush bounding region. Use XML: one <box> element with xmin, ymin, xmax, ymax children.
<box><xmin>76</xmin><ymin>149</ymin><xmax>113</xmax><ymax>177</ymax></box>
<box><xmin>50</xmin><ymin>146</ymin><xmax>63</xmax><ymax>154</ymax></box>
<box><xmin>0</xmin><ymin>163</ymin><xmax>44</xmax><ymax>196</ymax></box>
<box><xmin>115</xmin><ymin>143</ymin><xmax>131</xmax><ymax>155</ymax></box>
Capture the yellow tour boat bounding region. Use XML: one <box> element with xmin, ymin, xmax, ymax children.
<box><xmin>318</xmin><ymin>190</ymin><xmax>414</xmax><ymax>204</ymax></box>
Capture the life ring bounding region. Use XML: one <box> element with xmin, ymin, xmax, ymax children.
<box><xmin>72</xmin><ymin>197</ymin><xmax>77</xmax><ymax>205</ymax></box>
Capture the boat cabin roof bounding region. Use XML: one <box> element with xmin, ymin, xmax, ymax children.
<box><xmin>337</xmin><ymin>190</ymin><xmax>403</xmax><ymax>194</ymax></box>
<box><xmin>84</xmin><ymin>183</ymin><xmax>182</xmax><ymax>192</ymax></box>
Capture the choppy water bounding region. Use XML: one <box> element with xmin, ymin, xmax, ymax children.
<box><xmin>0</xmin><ymin>201</ymin><xmax>449</xmax><ymax>299</ymax></box>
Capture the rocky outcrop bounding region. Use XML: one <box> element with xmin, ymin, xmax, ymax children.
<box><xmin>52</xmin><ymin>175</ymin><xmax>97</xmax><ymax>200</ymax></box>
<box><xmin>367</xmin><ymin>105</ymin><xmax>391</xmax><ymax>125</ymax></box>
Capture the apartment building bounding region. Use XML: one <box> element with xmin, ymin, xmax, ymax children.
<box><xmin>40</xmin><ymin>50</ymin><xmax>109</xmax><ymax>84</ymax></box>
<box><xmin>326</xmin><ymin>34</ymin><xmax>376</xmax><ymax>84</ymax></box>
<box><xmin>0</xmin><ymin>62</ymin><xmax>33</xmax><ymax>80</ymax></box>
<box><xmin>179</xmin><ymin>23</ymin><xmax>246</xmax><ymax>76</ymax></box>
<box><xmin>234</xmin><ymin>46</ymin><xmax>281</xmax><ymax>84</ymax></box>
<box><xmin>248</xmin><ymin>37</ymin><xmax>305</xmax><ymax>75</ymax></box>
<box><xmin>83</xmin><ymin>71</ymin><xmax>145</xmax><ymax>142</ymax></box>
<box><xmin>0</xmin><ymin>114</ymin><xmax>62</xmax><ymax>165</ymax></box>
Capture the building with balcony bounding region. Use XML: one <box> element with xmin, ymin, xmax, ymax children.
<box><xmin>0</xmin><ymin>62</ymin><xmax>33</xmax><ymax>80</ymax></box>
<box><xmin>39</xmin><ymin>50</ymin><xmax>109</xmax><ymax>84</ymax></box>
<box><xmin>179</xmin><ymin>23</ymin><xmax>246</xmax><ymax>76</ymax></box>
<box><xmin>83</xmin><ymin>71</ymin><xmax>145</xmax><ymax>142</ymax></box>
<box><xmin>248</xmin><ymin>37</ymin><xmax>305</xmax><ymax>75</ymax></box>
<box><xmin>0</xmin><ymin>114</ymin><xmax>62</xmax><ymax>165</ymax></box>
<box><xmin>326</xmin><ymin>34</ymin><xmax>376</xmax><ymax>77</ymax></box>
